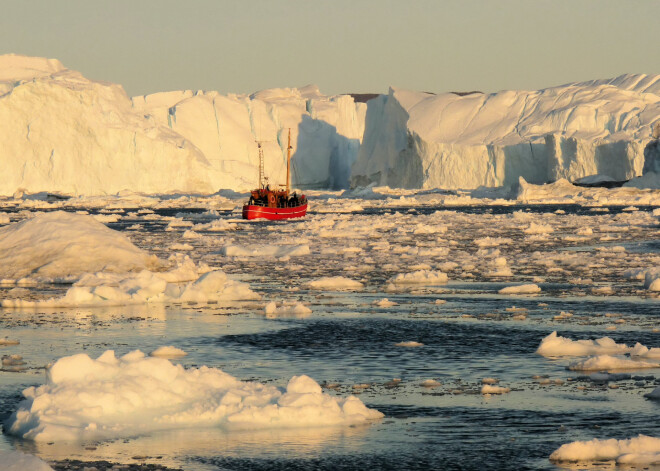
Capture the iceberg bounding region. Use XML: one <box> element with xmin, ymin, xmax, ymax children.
<box><xmin>0</xmin><ymin>54</ymin><xmax>365</xmax><ymax>195</ymax></box>
<box><xmin>352</xmin><ymin>75</ymin><xmax>660</xmax><ymax>189</ymax></box>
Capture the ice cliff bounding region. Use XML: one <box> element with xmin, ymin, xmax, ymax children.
<box><xmin>352</xmin><ymin>76</ymin><xmax>660</xmax><ymax>189</ymax></box>
<box><xmin>0</xmin><ymin>55</ymin><xmax>365</xmax><ymax>195</ymax></box>
<box><xmin>2</xmin><ymin>54</ymin><xmax>660</xmax><ymax>194</ymax></box>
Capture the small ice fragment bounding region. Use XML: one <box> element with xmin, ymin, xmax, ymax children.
<box><xmin>149</xmin><ymin>346</ymin><xmax>187</xmax><ymax>358</ymax></box>
<box><xmin>481</xmin><ymin>384</ymin><xmax>510</xmax><ymax>394</ymax></box>
<box><xmin>395</xmin><ymin>341</ymin><xmax>424</xmax><ymax>347</ymax></box>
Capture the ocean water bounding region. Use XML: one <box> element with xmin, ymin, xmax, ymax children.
<box><xmin>0</xmin><ymin>203</ymin><xmax>659</xmax><ymax>470</ymax></box>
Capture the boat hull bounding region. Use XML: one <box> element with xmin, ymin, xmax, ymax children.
<box><xmin>242</xmin><ymin>204</ymin><xmax>308</xmax><ymax>220</ymax></box>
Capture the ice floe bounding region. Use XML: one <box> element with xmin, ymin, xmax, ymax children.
<box><xmin>550</xmin><ymin>435</ymin><xmax>660</xmax><ymax>464</ymax></box>
<box><xmin>536</xmin><ymin>331</ymin><xmax>631</xmax><ymax>357</ymax></box>
<box><xmin>388</xmin><ymin>270</ymin><xmax>448</xmax><ymax>285</ymax></box>
<box><xmin>2</xmin><ymin>266</ymin><xmax>259</xmax><ymax>308</ymax></box>
<box><xmin>498</xmin><ymin>284</ymin><xmax>541</xmax><ymax>294</ymax></box>
<box><xmin>150</xmin><ymin>346</ymin><xmax>188</xmax><ymax>358</ymax></box>
<box><xmin>304</xmin><ymin>276</ymin><xmax>364</xmax><ymax>290</ymax></box>
<box><xmin>263</xmin><ymin>301</ymin><xmax>312</xmax><ymax>318</ymax></box>
<box><xmin>568</xmin><ymin>355</ymin><xmax>660</xmax><ymax>371</ymax></box>
<box><xmin>221</xmin><ymin>244</ymin><xmax>311</xmax><ymax>258</ymax></box>
<box><xmin>0</xmin><ymin>212</ymin><xmax>161</xmax><ymax>282</ymax></box>
<box><xmin>6</xmin><ymin>349</ymin><xmax>384</xmax><ymax>442</ymax></box>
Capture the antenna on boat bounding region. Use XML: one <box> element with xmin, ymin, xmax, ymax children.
<box><xmin>286</xmin><ymin>128</ymin><xmax>292</xmax><ymax>194</ymax></box>
<box><xmin>256</xmin><ymin>140</ymin><xmax>267</xmax><ymax>188</ymax></box>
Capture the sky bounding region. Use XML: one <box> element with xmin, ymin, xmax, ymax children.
<box><xmin>1</xmin><ymin>0</ymin><xmax>658</xmax><ymax>97</ymax></box>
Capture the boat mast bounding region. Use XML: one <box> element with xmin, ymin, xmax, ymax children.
<box><xmin>286</xmin><ymin>129</ymin><xmax>292</xmax><ymax>194</ymax></box>
<box><xmin>257</xmin><ymin>141</ymin><xmax>265</xmax><ymax>188</ymax></box>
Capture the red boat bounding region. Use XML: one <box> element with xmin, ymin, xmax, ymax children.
<box><xmin>242</xmin><ymin>129</ymin><xmax>308</xmax><ymax>221</ymax></box>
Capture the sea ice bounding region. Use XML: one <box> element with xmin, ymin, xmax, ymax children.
<box><xmin>5</xmin><ymin>349</ymin><xmax>384</xmax><ymax>442</ymax></box>
<box><xmin>0</xmin><ymin>212</ymin><xmax>161</xmax><ymax>282</ymax></box>
<box><xmin>388</xmin><ymin>270</ymin><xmax>448</xmax><ymax>285</ymax></box>
<box><xmin>150</xmin><ymin>346</ymin><xmax>188</xmax><ymax>358</ymax></box>
<box><xmin>498</xmin><ymin>284</ymin><xmax>541</xmax><ymax>294</ymax></box>
<box><xmin>567</xmin><ymin>355</ymin><xmax>660</xmax><ymax>371</ymax></box>
<box><xmin>304</xmin><ymin>276</ymin><xmax>364</xmax><ymax>290</ymax></box>
<box><xmin>481</xmin><ymin>384</ymin><xmax>510</xmax><ymax>394</ymax></box>
<box><xmin>550</xmin><ymin>435</ymin><xmax>660</xmax><ymax>463</ymax></box>
<box><xmin>2</xmin><ymin>267</ymin><xmax>259</xmax><ymax>308</ymax></box>
<box><xmin>536</xmin><ymin>331</ymin><xmax>631</xmax><ymax>357</ymax></box>
<box><xmin>222</xmin><ymin>244</ymin><xmax>311</xmax><ymax>258</ymax></box>
<box><xmin>263</xmin><ymin>301</ymin><xmax>312</xmax><ymax>318</ymax></box>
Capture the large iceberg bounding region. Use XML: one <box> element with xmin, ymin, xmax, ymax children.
<box><xmin>352</xmin><ymin>76</ymin><xmax>660</xmax><ymax>189</ymax></box>
<box><xmin>0</xmin><ymin>54</ymin><xmax>365</xmax><ymax>195</ymax></box>
<box><xmin>3</xmin><ymin>54</ymin><xmax>660</xmax><ymax>194</ymax></box>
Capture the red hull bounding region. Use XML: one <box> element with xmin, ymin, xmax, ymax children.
<box><xmin>242</xmin><ymin>203</ymin><xmax>308</xmax><ymax>220</ymax></box>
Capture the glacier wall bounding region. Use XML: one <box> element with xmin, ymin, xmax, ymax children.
<box><xmin>352</xmin><ymin>76</ymin><xmax>660</xmax><ymax>189</ymax></box>
<box><xmin>0</xmin><ymin>55</ymin><xmax>365</xmax><ymax>196</ymax></box>
<box><xmin>2</xmin><ymin>54</ymin><xmax>660</xmax><ymax>195</ymax></box>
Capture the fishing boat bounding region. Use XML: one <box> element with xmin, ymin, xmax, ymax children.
<box><xmin>242</xmin><ymin>129</ymin><xmax>308</xmax><ymax>220</ymax></box>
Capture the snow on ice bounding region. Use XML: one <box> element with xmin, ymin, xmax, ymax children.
<box><xmin>5</xmin><ymin>350</ymin><xmax>384</xmax><ymax>442</ymax></box>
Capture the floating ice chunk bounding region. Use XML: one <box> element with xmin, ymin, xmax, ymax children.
<box><xmin>182</xmin><ymin>229</ymin><xmax>202</xmax><ymax>239</ymax></box>
<box><xmin>2</xmin><ymin>268</ymin><xmax>258</xmax><ymax>308</ymax></box>
<box><xmin>222</xmin><ymin>244</ymin><xmax>310</xmax><ymax>258</ymax></box>
<box><xmin>0</xmin><ymin>337</ymin><xmax>19</xmax><ymax>346</ymax></box>
<box><xmin>481</xmin><ymin>384</ymin><xmax>510</xmax><ymax>395</ymax></box>
<box><xmin>263</xmin><ymin>301</ymin><xmax>312</xmax><ymax>318</ymax></box>
<box><xmin>0</xmin><ymin>212</ymin><xmax>162</xmax><ymax>282</ymax></box>
<box><xmin>523</xmin><ymin>223</ymin><xmax>554</xmax><ymax>234</ymax></box>
<box><xmin>498</xmin><ymin>284</ymin><xmax>541</xmax><ymax>294</ymax></box>
<box><xmin>568</xmin><ymin>355</ymin><xmax>660</xmax><ymax>371</ymax></box>
<box><xmin>395</xmin><ymin>341</ymin><xmax>424</xmax><ymax>347</ymax></box>
<box><xmin>644</xmin><ymin>386</ymin><xmax>660</xmax><ymax>400</ymax></box>
<box><xmin>631</xmin><ymin>343</ymin><xmax>660</xmax><ymax>359</ymax></box>
<box><xmin>374</xmin><ymin>298</ymin><xmax>397</xmax><ymax>307</ymax></box>
<box><xmin>421</xmin><ymin>379</ymin><xmax>441</xmax><ymax>388</ymax></box>
<box><xmin>150</xmin><ymin>346</ymin><xmax>188</xmax><ymax>358</ymax></box>
<box><xmin>170</xmin><ymin>243</ymin><xmax>194</xmax><ymax>251</ymax></box>
<box><xmin>6</xmin><ymin>350</ymin><xmax>383</xmax><ymax>442</ymax></box>
<box><xmin>536</xmin><ymin>331</ymin><xmax>631</xmax><ymax>357</ymax></box>
<box><xmin>166</xmin><ymin>218</ymin><xmax>194</xmax><ymax>230</ymax></box>
<box><xmin>481</xmin><ymin>378</ymin><xmax>498</xmax><ymax>384</ymax></box>
<box><xmin>304</xmin><ymin>276</ymin><xmax>364</xmax><ymax>291</ymax></box>
<box><xmin>550</xmin><ymin>435</ymin><xmax>660</xmax><ymax>463</ymax></box>
<box><xmin>474</xmin><ymin>237</ymin><xmax>513</xmax><ymax>248</ymax></box>
<box><xmin>194</xmin><ymin>219</ymin><xmax>237</xmax><ymax>231</ymax></box>
<box><xmin>643</xmin><ymin>268</ymin><xmax>660</xmax><ymax>291</ymax></box>
<box><xmin>0</xmin><ymin>450</ymin><xmax>54</xmax><ymax>471</ymax></box>
<box><xmin>2</xmin><ymin>354</ymin><xmax>24</xmax><ymax>366</ymax></box>
<box><xmin>389</xmin><ymin>270</ymin><xmax>448</xmax><ymax>285</ymax></box>
<box><xmin>0</xmin><ymin>214</ymin><xmax>10</xmax><ymax>224</ymax></box>
<box><xmin>413</xmin><ymin>224</ymin><xmax>447</xmax><ymax>234</ymax></box>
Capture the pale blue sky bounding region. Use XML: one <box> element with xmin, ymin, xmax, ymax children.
<box><xmin>1</xmin><ymin>0</ymin><xmax>658</xmax><ymax>97</ymax></box>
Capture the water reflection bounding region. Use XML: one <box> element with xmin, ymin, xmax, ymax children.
<box><xmin>11</xmin><ymin>424</ymin><xmax>374</xmax><ymax>470</ymax></box>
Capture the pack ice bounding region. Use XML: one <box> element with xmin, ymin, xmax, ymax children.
<box><xmin>0</xmin><ymin>212</ymin><xmax>258</xmax><ymax>307</ymax></box>
<box><xmin>5</xmin><ymin>349</ymin><xmax>384</xmax><ymax>442</ymax></box>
